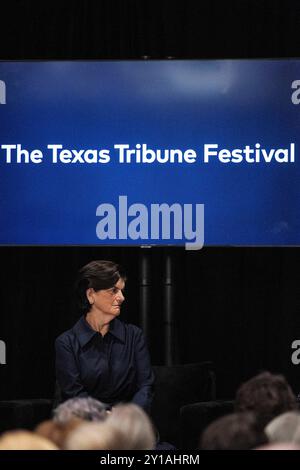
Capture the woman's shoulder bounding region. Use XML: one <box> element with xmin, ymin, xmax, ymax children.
<box><xmin>55</xmin><ymin>317</ymin><xmax>83</xmax><ymax>346</ymax></box>
<box><xmin>55</xmin><ymin>327</ymin><xmax>75</xmax><ymax>347</ymax></box>
<box><xmin>114</xmin><ymin>318</ymin><xmax>143</xmax><ymax>339</ymax></box>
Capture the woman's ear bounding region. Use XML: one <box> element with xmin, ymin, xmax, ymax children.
<box><xmin>86</xmin><ymin>288</ymin><xmax>95</xmax><ymax>305</ymax></box>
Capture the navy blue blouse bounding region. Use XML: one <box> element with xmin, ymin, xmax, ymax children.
<box><xmin>55</xmin><ymin>316</ymin><xmax>154</xmax><ymax>413</ymax></box>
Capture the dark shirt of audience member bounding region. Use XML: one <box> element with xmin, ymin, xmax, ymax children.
<box><xmin>53</xmin><ymin>396</ymin><xmax>109</xmax><ymax>425</ymax></box>
<box><xmin>235</xmin><ymin>371</ymin><xmax>297</xmax><ymax>430</ymax></box>
<box><xmin>200</xmin><ymin>412</ymin><xmax>268</xmax><ymax>450</ymax></box>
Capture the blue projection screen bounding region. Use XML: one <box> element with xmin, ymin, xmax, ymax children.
<box><xmin>0</xmin><ymin>60</ymin><xmax>299</xmax><ymax>248</ymax></box>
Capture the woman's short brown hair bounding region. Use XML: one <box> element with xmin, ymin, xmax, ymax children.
<box><xmin>75</xmin><ymin>260</ymin><xmax>126</xmax><ymax>315</ymax></box>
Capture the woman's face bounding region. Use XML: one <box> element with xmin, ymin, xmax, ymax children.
<box><xmin>87</xmin><ymin>278</ymin><xmax>125</xmax><ymax>318</ymax></box>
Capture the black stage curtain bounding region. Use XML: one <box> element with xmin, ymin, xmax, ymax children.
<box><xmin>0</xmin><ymin>0</ymin><xmax>299</xmax><ymax>59</ymax></box>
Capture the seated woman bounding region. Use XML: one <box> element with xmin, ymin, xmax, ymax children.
<box><xmin>55</xmin><ymin>260</ymin><xmax>154</xmax><ymax>413</ymax></box>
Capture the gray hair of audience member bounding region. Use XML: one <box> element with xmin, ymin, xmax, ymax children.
<box><xmin>235</xmin><ymin>371</ymin><xmax>297</xmax><ymax>430</ymax></box>
<box><xmin>64</xmin><ymin>421</ymin><xmax>123</xmax><ymax>450</ymax></box>
<box><xmin>65</xmin><ymin>403</ymin><xmax>155</xmax><ymax>450</ymax></box>
<box><xmin>200</xmin><ymin>412</ymin><xmax>268</xmax><ymax>450</ymax></box>
<box><xmin>265</xmin><ymin>411</ymin><xmax>300</xmax><ymax>445</ymax></box>
<box><xmin>53</xmin><ymin>397</ymin><xmax>108</xmax><ymax>424</ymax></box>
<box><xmin>106</xmin><ymin>403</ymin><xmax>155</xmax><ymax>450</ymax></box>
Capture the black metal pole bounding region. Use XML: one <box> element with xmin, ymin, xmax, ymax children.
<box><xmin>163</xmin><ymin>250</ymin><xmax>176</xmax><ymax>365</ymax></box>
<box><xmin>139</xmin><ymin>247</ymin><xmax>151</xmax><ymax>339</ymax></box>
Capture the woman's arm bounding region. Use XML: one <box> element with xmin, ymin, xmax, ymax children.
<box><xmin>55</xmin><ymin>335</ymin><xmax>88</xmax><ymax>400</ymax></box>
<box><xmin>131</xmin><ymin>328</ymin><xmax>154</xmax><ymax>413</ymax></box>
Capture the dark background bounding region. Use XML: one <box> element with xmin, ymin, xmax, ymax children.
<box><xmin>0</xmin><ymin>0</ymin><xmax>299</xmax><ymax>401</ymax></box>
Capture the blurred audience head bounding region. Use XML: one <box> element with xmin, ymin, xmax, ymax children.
<box><xmin>0</xmin><ymin>430</ymin><xmax>58</xmax><ymax>450</ymax></box>
<box><xmin>53</xmin><ymin>396</ymin><xmax>108</xmax><ymax>424</ymax></box>
<box><xmin>200</xmin><ymin>412</ymin><xmax>268</xmax><ymax>450</ymax></box>
<box><xmin>35</xmin><ymin>417</ymin><xmax>83</xmax><ymax>449</ymax></box>
<box><xmin>64</xmin><ymin>421</ymin><xmax>121</xmax><ymax>450</ymax></box>
<box><xmin>235</xmin><ymin>371</ymin><xmax>297</xmax><ymax>429</ymax></box>
<box><xmin>65</xmin><ymin>403</ymin><xmax>155</xmax><ymax>450</ymax></box>
<box><xmin>106</xmin><ymin>403</ymin><xmax>155</xmax><ymax>450</ymax></box>
<box><xmin>265</xmin><ymin>411</ymin><xmax>300</xmax><ymax>445</ymax></box>
<box><xmin>256</xmin><ymin>442</ymin><xmax>300</xmax><ymax>450</ymax></box>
